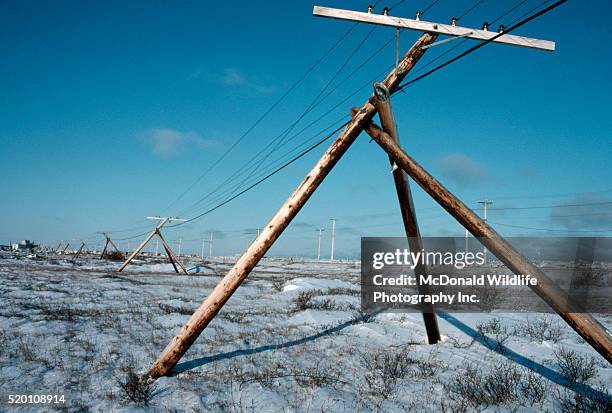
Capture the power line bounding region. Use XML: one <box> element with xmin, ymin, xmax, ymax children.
<box><xmin>506</xmin><ymin>0</ymin><xmax>555</xmax><ymax>26</ymax></box>
<box><xmin>422</xmin><ymin>0</ymin><xmax>442</xmax><ymax>15</ymax></box>
<box><xmin>172</xmin><ymin>0</ymin><xmax>568</xmax><ymax>231</ymax></box>
<box><xmin>490</xmin><ymin>0</ymin><xmax>530</xmax><ymax>24</ymax></box>
<box><xmin>228</xmin><ymin>25</ymin><xmax>379</xmax><ymax>199</ymax></box>
<box><xmin>388</xmin><ymin>0</ymin><xmax>408</xmax><ymax>11</ymax></box>
<box><xmin>160</xmin><ymin>22</ymin><xmax>360</xmax><ymax>213</ymax></box>
<box><xmin>488</xmin><ymin>221</ymin><xmax>612</xmax><ymax>233</ymax></box>
<box><xmin>395</xmin><ymin>0</ymin><xmax>568</xmax><ymax>93</ymax></box>
<box><xmin>479</xmin><ymin>189</ymin><xmax>612</xmax><ymax>201</ymax></box>
<box><xmin>490</xmin><ymin>201</ymin><xmax>612</xmax><ymax>211</ymax></box>
<box><xmin>170</xmin><ymin>121</ymin><xmax>350</xmax><ymax>227</ymax></box>
<box><xmin>458</xmin><ymin>0</ymin><xmax>486</xmax><ymax>20</ymax></box>
<box><xmin>107</xmin><ymin>0</ymin><xmax>568</xmax><ymax>240</ymax></box>
<box><xmin>177</xmin><ymin>26</ymin><xmax>385</xmax><ymax>216</ymax></box>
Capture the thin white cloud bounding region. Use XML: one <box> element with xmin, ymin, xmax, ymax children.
<box><xmin>438</xmin><ymin>153</ymin><xmax>487</xmax><ymax>187</ymax></box>
<box><xmin>221</xmin><ymin>67</ymin><xmax>247</xmax><ymax>86</ymax></box>
<box><xmin>145</xmin><ymin>128</ymin><xmax>217</xmax><ymax>157</ymax></box>
<box><xmin>188</xmin><ymin>65</ymin><xmax>278</xmax><ymax>94</ymax></box>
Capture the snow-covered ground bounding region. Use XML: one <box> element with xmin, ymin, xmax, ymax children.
<box><xmin>0</xmin><ymin>253</ymin><xmax>610</xmax><ymax>412</ymax></box>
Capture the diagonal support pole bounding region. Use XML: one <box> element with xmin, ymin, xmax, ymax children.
<box><xmin>75</xmin><ymin>241</ymin><xmax>87</xmax><ymax>259</ymax></box>
<box><xmin>161</xmin><ymin>241</ymin><xmax>179</xmax><ymax>273</ymax></box>
<box><xmin>157</xmin><ymin>232</ymin><xmax>188</xmax><ymax>275</ymax></box>
<box><xmin>371</xmin><ymin>82</ymin><xmax>441</xmax><ymax>344</ymax></box>
<box><xmin>118</xmin><ymin>219</ymin><xmax>169</xmax><ymax>272</ymax></box>
<box><xmin>362</xmin><ymin>120</ymin><xmax>612</xmax><ymax>363</ymax></box>
<box><xmin>107</xmin><ymin>237</ymin><xmax>122</xmax><ymax>255</ymax></box>
<box><xmin>100</xmin><ymin>239</ymin><xmax>109</xmax><ymax>260</ymax></box>
<box><xmin>146</xmin><ymin>32</ymin><xmax>439</xmax><ymax>379</ymax></box>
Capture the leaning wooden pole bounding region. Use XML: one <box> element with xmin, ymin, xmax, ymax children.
<box><xmin>100</xmin><ymin>239</ymin><xmax>109</xmax><ymax>260</ymax></box>
<box><xmin>74</xmin><ymin>242</ymin><xmax>85</xmax><ymax>259</ymax></box>
<box><xmin>157</xmin><ymin>232</ymin><xmax>188</xmax><ymax>275</ymax></box>
<box><xmin>118</xmin><ymin>219</ymin><xmax>168</xmax><ymax>272</ymax></box>
<box><xmin>372</xmin><ymin>82</ymin><xmax>441</xmax><ymax>344</ymax></box>
<box><xmin>147</xmin><ymin>32</ymin><xmax>439</xmax><ymax>379</ymax></box>
<box><xmin>362</xmin><ymin>120</ymin><xmax>612</xmax><ymax>363</ymax></box>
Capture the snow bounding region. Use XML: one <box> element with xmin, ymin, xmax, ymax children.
<box><xmin>0</xmin><ymin>253</ymin><xmax>610</xmax><ymax>412</ymax></box>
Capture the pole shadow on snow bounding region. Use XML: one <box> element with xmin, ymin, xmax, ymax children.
<box><xmin>172</xmin><ymin>310</ymin><xmax>608</xmax><ymax>403</ymax></box>
<box><xmin>437</xmin><ymin>311</ymin><xmax>610</xmax><ymax>403</ymax></box>
<box><xmin>172</xmin><ymin>313</ymin><xmax>381</xmax><ymax>375</ymax></box>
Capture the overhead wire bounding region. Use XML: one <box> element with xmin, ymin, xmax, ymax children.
<box><xmin>160</xmin><ymin>22</ymin><xmax>361</xmax><ymax>214</ymax></box>
<box><xmin>170</xmin><ymin>0</ymin><xmax>569</xmax><ymax>229</ymax></box>
<box><xmin>395</xmin><ymin>0</ymin><xmax>568</xmax><ymax>93</ymax></box>
<box><xmin>105</xmin><ymin>0</ymin><xmax>569</xmax><ymax>241</ymax></box>
<box><xmin>457</xmin><ymin>0</ymin><xmax>486</xmax><ymax>20</ymax></box>
<box><xmin>177</xmin><ymin>28</ymin><xmax>394</xmax><ymax>216</ymax></box>
<box><xmin>177</xmin><ymin>28</ymin><xmax>371</xmax><ymax>212</ymax></box>
<box><xmin>225</xmin><ymin>25</ymin><xmax>380</xmax><ymax>200</ymax></box>
<box><xmin>169</xmin><ymin>120</ymin><xmax>351</xmax><ymax>227</ymax></box>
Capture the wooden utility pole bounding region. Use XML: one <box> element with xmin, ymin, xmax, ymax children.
<box><xmin>74</xmin><ymin>241</ymin><xmax>88</xmax><ymax>259</ymax></box>
<box><xmin>117</xmin><ymin>217</ymin><xmax>188</xmax><ymax>274</ymax></box>
<box><xmin>362</xmin><ymin>119</ymin><xmax>612</xmax><ymax>363</ymax></box>
<box><xmin>312</xmin><ymin>5</ymin><xmax>555</xmax><ymax>51</ymax></box>
<box><xmin>371</xmin><ymin>82</ymin><xmax>441</xmax><ymax>344</ymax></box>
<box><xmin>99</xmin><ymin>232</ymin><xmax>123</xmax><ymax>260</ymax></box>
<box><xmin>146</xmin><ymin>33</ymin><xmax>438</xmax><ymax>379</ymax></box>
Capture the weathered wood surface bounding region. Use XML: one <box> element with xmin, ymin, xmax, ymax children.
<box><xmin>313</xmin><ymin>6</ymin><xmax>555</xmax><ymax>51</ymax></box>
<box><xmin>157</xmin><ymin>232</ymin><xmax>188</xmax><ymax>275</ymax></box>
<box><xmin>372</xmin><ymin>83</ymin><xmax>441</xmax><ymax>344</ymax></box>
<box><xmin>117</xmin><ymin>219</ymin><xmax>168</xmax><ymax>272</ymax></box>
<box><xmin>363</xmin><ymin>120</ymin><xmax>612</xmax><ymax>363</ymax></box>
<box><xmin>147</xmin><ymin>32</ymin><xmax>439</xmax><ymax>379</ymax></box>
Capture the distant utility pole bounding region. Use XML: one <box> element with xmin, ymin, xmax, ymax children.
<box><xmin>98</xmin><ymin>232</ymin><xmax>124</xmax><ymax>260</ymax></box>
<box><xmin>201</xmin><ymin>238</ymin><xmax>206</xmax><ymax>259</ymax></box>
<box><xmin>465</xmin><ymin>229</ymin><xmax>469</xmax><ymax>254</ymax></box>
<box><xmin>209</xmin><ymin>232</ymin><xmax>213</xmax><ymax>257</ymax></box>
<box><xmin>118</xmin><ymin>216</ymin><xmax>187</xmax><ymax>274</ymax></box>
<box><xmin>330</xmin><ymin>218</ymin><xmax>336</xmax><ymax>262</ymax></box>
<box><xmin>316</xmin><ymin>228</ymin><xmax>325</xmax><ymax>262</ymax></box>
<box><xmin>478</xmin><ymin>199</ymin><xmax>493</xmax><ymax>263</ymax></box>
<box><xmin>155</xmin><ymin>239</ymin><xmax>159</xmax><ymax>256</ymax></box>
<box><xmin>178</xmin><ymin>238</ymin><xmax>182</xmax><ymax>257</ymax></box>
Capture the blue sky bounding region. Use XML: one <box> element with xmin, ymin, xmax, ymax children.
<box><xmin>1</xmin><ymin>0</ymin><xmax>611</xmax><ymax>258</ymax></box>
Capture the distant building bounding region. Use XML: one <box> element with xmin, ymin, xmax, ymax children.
<box><xmin>11</xmin><ymin>240</ymin><xmax>36</xmax><ymax>251</ymax></box>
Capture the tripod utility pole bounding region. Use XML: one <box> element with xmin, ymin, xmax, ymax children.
<box><xmin>118</xmin><ymin>217</ymin><xmax>188</xmax><ymax>274</ymax></box>
<box><xmin>146</xmin><ymin>2</ymin><xmax>605</xmax><ymax>381</ymax></box>
<box><xmin>98</xmin><ymin>232</ymin><xmax>124</xmax><ymax>260</ymax></box>
<box><xmin>146</xmin><ymin>33</ymin><xmax>439</xmax><ymax>379</ymax></box>
<box><xmin>74</xmin><ymin>240</ymin><xmax>88</xmax><ymax>259</ymax></box>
